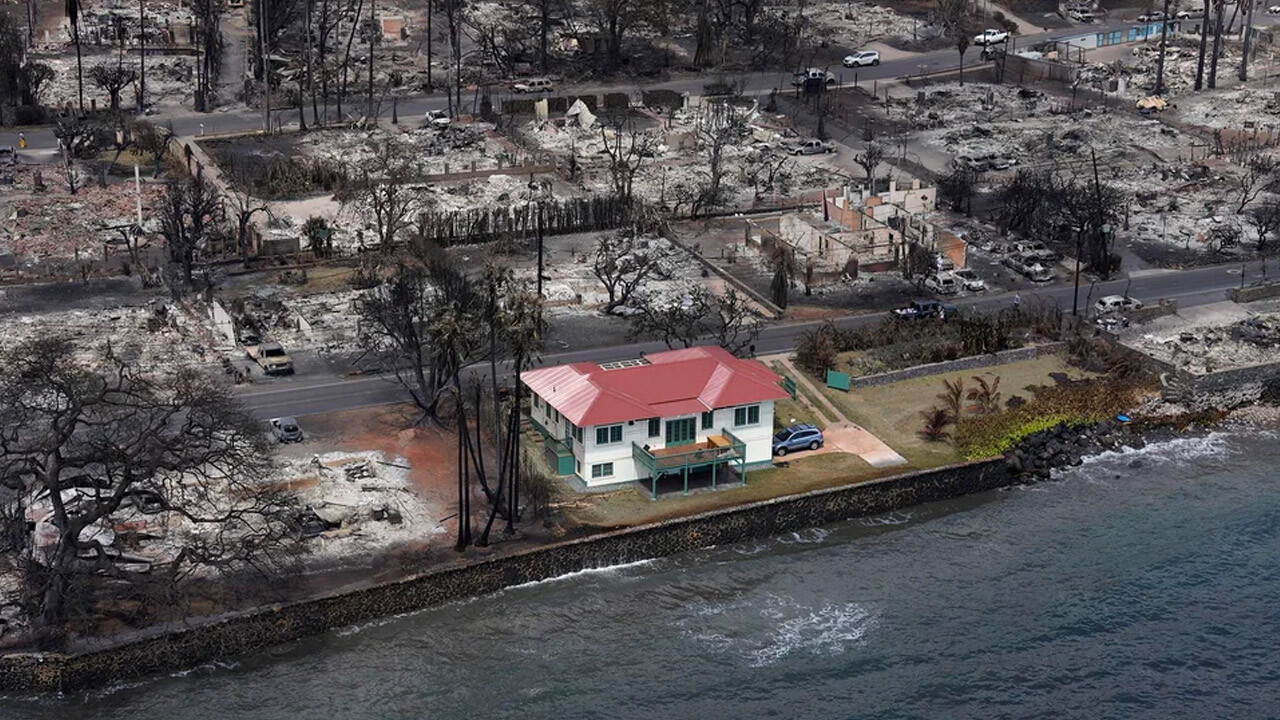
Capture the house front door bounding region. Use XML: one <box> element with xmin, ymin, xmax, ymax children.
<box><xmin>665</xmin><ymin>418</ymin><xmax>696</xmax><ymax>447</ymax></box>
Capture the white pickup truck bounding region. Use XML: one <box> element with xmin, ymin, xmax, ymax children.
<box><xmin>246</xmin><ymin>341</ymin><xmax>295</xmax><ymax>375</ymax></box>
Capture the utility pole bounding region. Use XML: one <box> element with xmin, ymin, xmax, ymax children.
<box><xmin>426</xmin><ymin>0</ymin><xmax>433</xmax><ymax>93</ymax></box>
<box><xmin>1239</xmin><ymin>0</ymin><xmax>1256</xmax><ymax>81</ymax></box>
<box><xmin>1208</xmin><ymin>0</ymin><xmax>1224</xmax><ymax>89</ymax></box>
<box><xmin>70</xmin><ymin>0</ymin><xmax>84</xmax><ymax>113</ymax></box>
<box><xmin>1154</xmin><ymin>0</ymin><xmax>1172</xmax><ymax>94</ymax></box>
<box><xmin>27</xmin><ymin>0</ymin><xmax>35</xmax><ymax>47</ymax></box>
<box><xmin>367</xmin><ymin>0</ymin><xmax>376</xmax><ymax>120</ymax></box>
<box><xmin>138</xmin><ymin>0</ymin><xmax>145</xmax><ymax>112</ymax></box>
<box><xmin>261</xmin><ymin>0</ymin><xmax>271</xmax><ymax>132</ymax></box>
<box><xmin>306</xmin><ymin>0</ymin><xmax>317</xmax><ymax>125</ymax></box>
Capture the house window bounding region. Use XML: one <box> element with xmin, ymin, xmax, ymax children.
<box><xmin>576</xmin><ymin>459</ymin><xmax>581</xmax><ymax>473</ymax></box>
<box><xmin>701</xmin><ymin>411</ymin><xmax>714</xmax><ymax>430</ymax></box>
<box><xmin>734</xmin><ymin>405</ymin><xmax>760</xmax><ymax>427</ymax></box>
<box><xmin>647</xmin><ymin>418</ymin><xmax>660</xmax><ymax>438</ymax></box>
<box><xmin>532</xmin><ymin>393</ymin><xmax>542</xmax><ymax>410</ymax></box>
<box><xmin>595</xmin><ymin>424</ymin><xmax>623</xmax><ymax>445</ymax></box>
<box><xmin>591</xmin><ymin>462</ymin><xmax>614</xmax><ymax>479</ymax></box>
<box><xmin>574</xmin><ymin>425</ymin><xmax>584</xmax><ymax>443</ymax></box>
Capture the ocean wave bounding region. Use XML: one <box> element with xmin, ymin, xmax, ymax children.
<box><xmin>503</xmin><ymin>558</ymin><xmax>658</xmax><ymax>592</ymax></box>
<box><xmin>776</xmin><ymin>527</ymin><xmax>833</xmax><ymax>545</ymax></box>
<box><xmin>858</xmin><ymin>510</ymin><xmax>916</xmax><ymax>526</ymax></box>
<box><xmin>681</xmin><ymin>594</ymin><xmax>878</xmax><ymax>667</ymax></box>
<box><xmin>1074</xmin><ymin>432</ymin><xmax>1236</xmax><ymax>472</ymax></box>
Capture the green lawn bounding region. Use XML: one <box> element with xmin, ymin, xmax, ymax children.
<box><xmin>558</xmin><ymin>452</ymin><xmax>893</xmax><ymax>531</ymax></box>
<box><xmin>815</xmin><ymin>353</ymin><xmax>1097</xmax><ymax>469</ymax></box>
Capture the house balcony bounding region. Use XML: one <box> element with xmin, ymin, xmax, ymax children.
<box><xmin>632</xmin><ymin>429</ymin><xmax>748</xmax><ymax>499</ymax></box>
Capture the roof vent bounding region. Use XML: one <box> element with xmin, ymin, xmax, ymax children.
<box><xmin>598</xmin><ymin>357</ymin><xmax>651</xmax><ymax>371</ymax></box>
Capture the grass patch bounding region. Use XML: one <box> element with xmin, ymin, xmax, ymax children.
<box><xmin>768</xmin><ymin>361</ymin><xmax>826</xmax><ymax>430</ymax></box>
<box><xmin>815</xmin><ymin>353</ymin><xmax>1097</xmax><ymax>469</ymax></box>
<box><xmin>954</xmin><ymin>378</ymin><xmax>1153</xmax><ymax>460</ymax></box>
<box><xmin>557</xmin><ymin>452</ymin><xmax>892</xmax><ymax>530</ymax></box>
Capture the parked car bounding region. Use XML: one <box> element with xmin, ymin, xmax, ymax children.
<box><xmin>843</xmin><ymin>50</ymin><xmax>880</xmax><ymax>68</ymax></box>
<box><xmin>1136</xmin><ymin>10</ymin><xmax>1166</xmax><ymax>22</ymax></box>
<box><xmin>952</xmin><ymin>268</ymin><xmax>987</xmax><ymax>291</ymax></box>
<box><xmin>1068</xmin><ymin>9</ymin><xmax>1095</xmax><ymax>21</ymax></box>
<box><xmin>1270</xmin><ymin>5</ymin><xmax>1280</xmax><ymax>14</ymax></box>
<box><xmin>934</xmin><ymin>254</ymin><xmax>956</xmax><ymax>272</ymax></box>
<box><xmin>423</xmin><ymin>109</ymin><xmax>450</xmax><ymax>127</ymax></box>
<box><xmin>980</xmin><ymin>153</ymin><xmax>1016</xmax><ymax>170</ymax></box>
<box><xmin>270</xmin><ymin>417</ymin><xmax>305</xmax><ymax>443</ymax></box>
<box><xmin>788</xmin><ymin>138</ymin><xmax>836</xmax><ymax>155</ymax></box>
<box><xmin>772</xmin><ymin>423</ymin><xmax>824</xmax><ymax>456</ymax></box>
<box><xmin>1094</xmin><ymin>295</ymin><xmax>1144</xmax><ymax>315</ymax></box>
<box><xmin>952</xmin><ymin>154</ymin><xmax>991</xmax><ymax>172</ymax></box>
<box><xmin>1015</xmin><ymin>240</ymin><xmax>1062</xmax><ymax>263</ymax></box>
<box><xmin>512</xmin><ymin>78</ymin><xmax>553</xmax><ymax>93</ymax></box>
<box><xmin>1176</xmin><ymin>8</ymin><xmax>1204</xmax><ymax>19</ymax></box>
<box><xmin>924</xmin><ymin>273</ymin><xmax>960</xmax><ymax>295</ymax></box>
<box><xmin>894</xmin><ymin>299</ymin><xmax>959</xmax><ymax>320</ymax></box>
<box><xmin>246</xmin><ymin>341</ymin><xmax>295</xmax><ymax>375</ymax></box>
<box><xmin>791</xmin><ymin>68</ymin><xmax>838</xmax><ymax>86</ymax></box>
<box><xmin>973</xmin><ymin>28</ymin><xmax>1010</xmax><ymax>46</ymax></box>
<box><xmin>1025</xmin><ymin>263</ymin><xmax>1055</xmax><ymax>283</ymax></box>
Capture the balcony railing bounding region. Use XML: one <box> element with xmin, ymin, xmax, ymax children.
<box><xmin>632</xmin><ymin>428</ymin><xmax>748</xmax><ymax>499</ymax></box>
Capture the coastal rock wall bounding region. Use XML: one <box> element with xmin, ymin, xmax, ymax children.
<box><xmin>0</xmin><ymin>459</ymin><xmax>1012</xmax><ymax>694</ymax></box>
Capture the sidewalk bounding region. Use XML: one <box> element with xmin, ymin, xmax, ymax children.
<box><xmin>771</xmin><ymin>355</ymin><xmax>908</xmax><ymax>468</ymax></box>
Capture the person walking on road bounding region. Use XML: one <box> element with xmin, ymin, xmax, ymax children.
<box><xmin>18</xmin><ymin>132</ymin><xmax>25</xmax><ymax>149</ymax></box>
<box><xmin>1013</xmin><ymin>293</ymin><xmax>1022</xmax><ymax>310</ymax></box>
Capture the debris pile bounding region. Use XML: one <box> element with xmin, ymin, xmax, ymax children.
<box><xmin>0</xmin><ymin>302</ymin><xmax>218</xmax><ymax>373</ymax></box>
<box><xmin>284</xmin><ymin>451</ymin><xmax>441</xmax><ymax>559</ymax></box>
<box><xmin>1133</xmin><ymin>313</ymin><xmax>1280</xmax><ymax>374</ymax></box>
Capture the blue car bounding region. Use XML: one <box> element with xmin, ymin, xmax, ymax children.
<box><xmin>772</xmin><ymin>423</ymin><xmax>824</xmax><ymax>456</ymax></box>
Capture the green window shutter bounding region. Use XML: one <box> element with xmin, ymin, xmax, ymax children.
<box><xmin>701</xmin><ymin>411</ymin><xmax>714</xmax><ymax>429</ymax></box>
<box><xmin>734</xmin><ymin>407</ymin><xmax>746</xmax><ymax>426</ymax></box>
<box><xmin>610</xmin><ymin>425</ymin><xmax>622</xmax><ymax>443</ymax></box>
<box><xmin>596</xmin><ymin>427</ymin><xmax>608</xmax><ymax>445</ymax></box>
<box><xmin>748</xmin><ymin>405</ymin><xmax>760</xmax><ymax>424</ymax></box>
<box><xmin>647</xmin><ymin>418</ymin><xmax>660</xmax><ymax>437</ymax></box>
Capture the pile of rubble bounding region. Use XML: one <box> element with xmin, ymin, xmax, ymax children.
<box><xmin>295</xmin><ymin>122</ymin><xmax>515</xmax><ymax>177</ymax></box>
<box><xmin>770</xmin><ymin>1</ymin><xmax>930</xmax><ymax>45</ymax></box>
<box><xmin>283</xmin><ymin>451</ymin><xmax>442</xmax><ymax>563</ymax></box>
<box><xmin>0</xmin><ymin>302</ymin><xmax>220</xmax><ymax>373</ymax></box>
<box><xmin>1175</xmin><ymin>87</ymin><xmax>1280</xmax><ymax>132</ymax></box>
<box><xmin>30</xmin><ymin>52</ymin><xmax>197</xmax><ymax>109</ymax></box>
<box><xmin>1</xmin><ymin>167</ymin><xmax>165</xmax><ymax>266</ymax></box>
<box><xmin>227</xmin><ymin>286</ymin><xmax>367</xmax><ymax>356</ymax></box>
<box><xmin>1134</xmin><ymin>313</ymin><xmax>1280</xmax><ymax>374</ymax></box>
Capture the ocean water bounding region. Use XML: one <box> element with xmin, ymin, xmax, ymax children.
<box><xmin>4</xmin><ymin>430</ymin><xmax>1279</xmax><ymax>720</ymax></box>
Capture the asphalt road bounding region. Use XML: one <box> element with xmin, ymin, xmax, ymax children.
<box><xmin>10</xmin><ymin>18</ymin><xmax>1145</xmax><ymax>155</ymax></box>
<box><xmin>236</xmin><ymin>259</ymin><xmax>1266</xmax><ymax>420</ymax></box>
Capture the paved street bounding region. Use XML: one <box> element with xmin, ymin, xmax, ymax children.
<box><xmin>9</xmin><ymin>18</ymin><xmax>1142</xmax><ymax>154</ymax></box>
<box><xmin>236</xmin><ymin>259</ymin><xmax>1265</xmax><ymax>419</ymax></box>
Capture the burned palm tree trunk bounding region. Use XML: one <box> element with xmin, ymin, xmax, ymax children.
<box><xmin>1208</xmin><ymin>0</ymin><xmax>1225</xmax><ymax>89</ymax></box>
<box><xmin>1194</xmin><ymin>0</ymin><xmax>1210</xmax><ymax>89</ymax></box>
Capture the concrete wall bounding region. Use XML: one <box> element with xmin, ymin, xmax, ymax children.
<box><xmin>849</xmin><ymin>344</ymin><xmax>1066</xmax><ymax>388</ymax></box>
<box><xmin>0</xmin><ymin>458</ymin><xmax>1014</xmax><ymax>694</ymax></box>
<box><xmin>1228</xmin><ymin>281</ymin><xmax>1280</xmax><ymax>303</ymax></box>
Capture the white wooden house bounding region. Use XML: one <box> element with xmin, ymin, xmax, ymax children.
<box><xmin>522</xmin><ymin>346</ymin><xmax>789</xmax><ymax>496</ymax></box>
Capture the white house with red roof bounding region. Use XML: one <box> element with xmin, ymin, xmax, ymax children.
<box><xmin>521</xmin><ymin>346</ymin><xmax>790</xmax><ymax>491</ymax></box>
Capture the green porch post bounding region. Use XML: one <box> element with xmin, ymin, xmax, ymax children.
<box><xmin>651</xmin><ymin>473</ymin><xmax>658</xmax><ymax>500</ymax></box>
<box><xmin>711</xmin><ymin>459</ymin><xmax>717</xmax><ymax>490</ymax></box>
<box><xmin>682</xmin><ymin>462</ymin><xmax>689</xmax><ymax>495</ymax></box>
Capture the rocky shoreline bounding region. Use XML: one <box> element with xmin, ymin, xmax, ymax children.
<box><xmin>1006</xmin><ymin>401</ymin><xmax>1279</xmax><ymax>480</ymax></box>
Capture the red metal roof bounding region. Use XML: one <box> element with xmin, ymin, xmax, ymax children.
<box><xmin>521</xmin><ymin>346</ymin><xmax>789</xmax><ymax>427</ymax></box>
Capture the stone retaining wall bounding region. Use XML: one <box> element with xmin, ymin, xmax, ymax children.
<box><xmin>1227</xmin><ymin>281</ymin><xmax>1280</xmax><ymax>303</ymax></box>
<box><xmin>0</xmin><ymin>458</ymin><xmax>1013</xmax><ymax>694</ymax></box>
<box><xmin>849</xmin><ymin>343</ymin><xmax>1065</xmax><ymax>388</ymax></box>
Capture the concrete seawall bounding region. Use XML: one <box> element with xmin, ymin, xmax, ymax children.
<box><xmin>0</xmin><ymin>458</ymin><xmax>1013</xmax><ymax>693</ymax></box>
